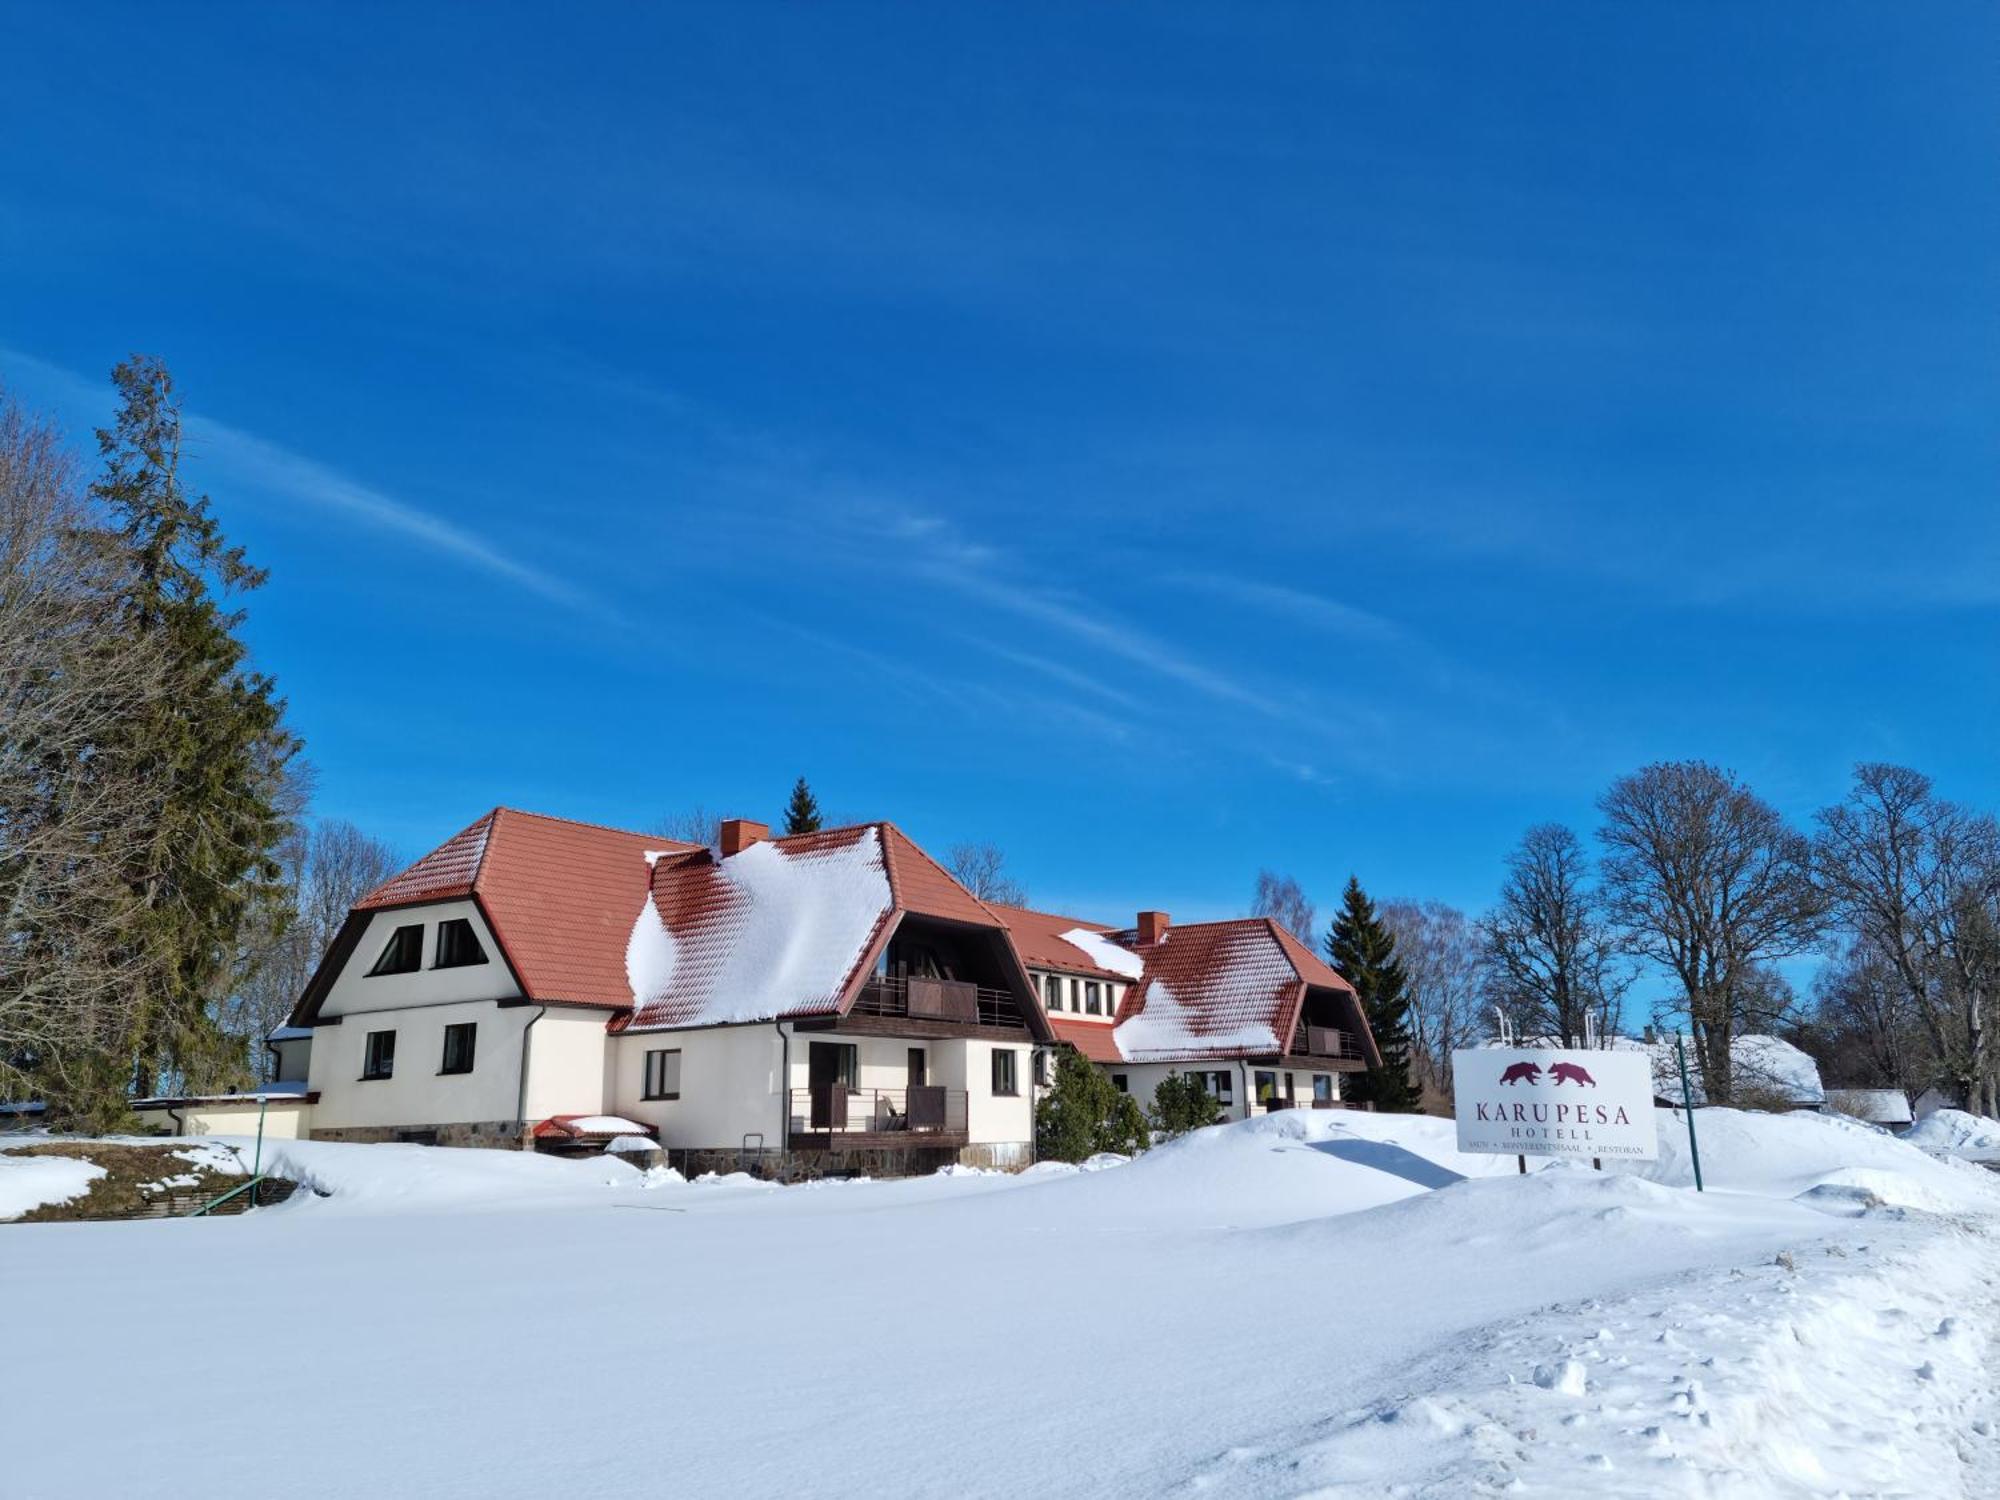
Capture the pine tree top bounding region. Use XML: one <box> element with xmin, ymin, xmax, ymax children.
<box><xmin>783</xmin><ymin>776</ymin><xmax>822</xmax><ymax>835</ymax></box>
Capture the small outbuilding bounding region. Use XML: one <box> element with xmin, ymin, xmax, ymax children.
<box><xmin>1827</xmin><ymin>1088</ymin><xmax>1915</xmax><ymax>1133</ymax></box>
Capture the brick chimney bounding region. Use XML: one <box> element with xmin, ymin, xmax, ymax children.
<box><xmin>1136</xmin><ymin>910</ymin><xmax>1170</xmax><ymax>946</ymax></box>
<box><xmin>719</xmin><ymin>819</ymin><xmax>770</xmax><ymax>857</ymax></box>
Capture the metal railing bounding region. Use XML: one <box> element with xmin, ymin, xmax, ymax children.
<box><xmin>788</xmin><ymin>1085</ymin><xmax>969</xmax><ymax>1138</ymax></box>
<box><xmin>852</xmin><ymin>974</ymin><xmax>1026</xmax><ymax>1030</ymax></box>
<box><xmin>1290</xmin><ymin>1024</ymin><xmax>1363</xmax><ymax>1060</ymax></box>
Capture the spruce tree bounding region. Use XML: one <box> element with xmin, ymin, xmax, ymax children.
<box><xmin>88</xmin><ymin>357</ymin><xmax>300</xmax><ymax>1106</ymax></box>
<box><xmin>1324</xmin><ymin>876</ymin><xmax>1420</xmax><ymax>1112</ymax></box>
<box><xmin>782</xmin><ymin>776</ymin><xmax>822</xmax><ymax>835</ymax></box>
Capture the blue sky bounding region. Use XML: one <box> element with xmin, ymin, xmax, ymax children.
<box><xmin>3</xmin><ymin>4</ymin><xmax>1995</xmax><ymax>937</ymax></box>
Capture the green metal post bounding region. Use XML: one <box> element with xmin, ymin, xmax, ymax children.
<box><xmin>1675</xmin><ymin>1033</ymin><xmax>1704</xmax><ymax>1193</ymax></box>
<box><xmin>251</xmin><ymin>1094</ymin><xmax>267</xmax><ymax>1209</ymax></box>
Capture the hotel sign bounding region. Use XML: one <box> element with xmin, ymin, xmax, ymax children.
<box><xmin>1452</xmin><ymin>1048</ymin><xmax>1658</xmax><ymax>1161</ymax></box>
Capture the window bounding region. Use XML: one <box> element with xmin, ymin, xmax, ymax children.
<box><xmin>367</xmin><ymin>924</ymin><xmax>424</xmax><ymax>977</ymax></box>
<box><xmin>1033</xmin><ymin>1050</ymin><xmax>1054</xmax><ymax>1087</ymax></box>
<box><xmin>1111</xmin><ymin>1073</ymin><xmax>1129</xmax><ymax>1094</ymax></box>
<box><xmin>433</xmin><ymin>917</ymin><xmax>488</xmax><ymax>969</ymax></box>
<box><xmin>1197</xmin><ymin>1070</ymin><xmax>1233</xmax><ymax>1105</ymax></box>
<box><xmin>1068</xmin><ymin>978</ymin><xmax>1081</xmax><ymax>1013</ymax></box>
<box><xmin>643</xmin><ymin>1048</ymin><xmax>681</xmax><ymax>1101</ymax></box>
<box><xmin>1254</xmin><ymin>1070</ymin><xmax>1277</xmax><ymax>1104</ymax></box>
<box><xmin>809</xmin><ymin>1041</ymin><xmax>859</xmax><ymax>1092</ymax></box>
<box><xmin>991</xmin><ymin>1049</ymin><xmax>1019</xmax><ymax>1096</ymax></box>
<box><xmin>362</xmin><ymin>1029</ymin><xmax>396</xmax><ymax>1080</ymax></box>
<box><xmin>440</xmin><ymin>1023</ymin><xmax>476</xmax><ymax>1075</ymax></box>
<box><xmin>907</xmin><ymin>1048</ymin><xmax>927</xmax><ymax>1088</ymax></box>
<box><xmin>1313</xmin><ymin>1074</ymin><xmax>1333</xmax><ymax>1102</ymax></box>
<box><xmin>1084</xmin><ymin>981</ymin><xmax>1102</xmax><ymax>1016</ymax></box>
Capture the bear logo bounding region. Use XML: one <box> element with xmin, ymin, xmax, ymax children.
<box><xmin>1548</xmin><ymin>1062</ymin><xmax>1597</xmax><ymax>1087</ymax></box>
<box><xmin>1498</xmin><ymin>1061</ymin><xmax>1542</xmax><ymax>1085</ymax></box>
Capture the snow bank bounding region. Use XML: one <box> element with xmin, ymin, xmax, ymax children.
<box><xmin>1906</xmin><ymin>1107</ymin><xmax>2000</xmax><ymax>1162</ymax></box>
<box><xmin>0</xmin><ymin>1151</ymin><xmax>105</xmax><ymax>1221</ymax></box>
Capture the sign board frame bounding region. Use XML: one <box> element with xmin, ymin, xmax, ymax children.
<box><xmin>1451</xmin><ymin>1047</ymin><xmax>1659</xmax><ymax>1162</ymax></box>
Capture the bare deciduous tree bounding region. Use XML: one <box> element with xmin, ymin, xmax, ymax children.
<box><xmin>1598</xmin><ymin>761</ymin><xmax>1823</xmax><ymax>1105</ymax></box>
<box><xmin>229</xmin><ymin>815</ymin><xmax>402</xmax><ymax>1074</ymax></box>
<box><xmin>1379</xmin><ymin>898</ymin><xmax>1485</xmax><ymax>1101</ymax></box>
<box><xmin>655</xmin><ymin>806</ymin><xmax>724</xmax><ymax>851</ymax></box>
<box><xmin>1481</xmin><ymin>823</ymin><xmax>1627</xmax><ymax>1047</ymax></box>
<box><xmin>1814</xmin><ymin>763</ymin><xmax>2000</xmax><ymax>1115</ymax></box>
<box><xmin>0</xmin><ymin>389</ymin><xmax>168</xmax><ymax>1108</ymax></box>
<box><xmin>1800</xmin><ymin>942</ymin><xmax>1926</xmax><ymax>1099</ymax></box>
<box><xmin>1251</xmin><ymin>870</ymin><xmax>1316</xmax><ymax>945</ymax></box>
<box><xmin>947</xmin><ymin>842</ymin><xmax>1027</xmax><ymax>906</ymax></box>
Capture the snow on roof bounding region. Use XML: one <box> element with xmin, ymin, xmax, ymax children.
<box><xmin>1059</xmin><ymin>927</ymin><xmax>1145</xmax><ymax>980</ymax></box>
<box><xmin>1649</xmin><ymin>1034</ymin><xmax>1824</xmax><ymax>1107</ymax></box>
<box><xmin>534</xmin><ymin>1115</ymin><xmax>649</xmax><ymax>1139</ymax></box>
<box><xmin>1110</xmin><ymin>918</ymin><xmax>1360</xmax><ymax>1064</ymax></box>
<box><xmin>266</xmin><ymin>1025</ymin><xmax>312</xmax><ymax>1042</ymax></box>
<box><xmin>625</xmin><ymin>826</ymin><xmax>895</xmax><ymax>1029</ymax></box>
<box><xmin>996</xmin><ymin>904</ymin><xmax>1142</xmax><ymax>980</ymax></box>
<box><xmin>1827</xmin><ymin>1089</ymin><xmax>1914</xmax><ymax>1125</ymax></box>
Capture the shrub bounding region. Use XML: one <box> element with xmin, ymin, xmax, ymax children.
<box><xmin>1150</xmin><ymin>1070</ymin><xmax>1221</xmax><ymax>1138</ymax></box>
<box><xmin>1036</xmin><ymin>1046</ymin><xmax>1148</xmax><ymax>1161</ymax></box>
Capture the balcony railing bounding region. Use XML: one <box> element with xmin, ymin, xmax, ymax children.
<box><xmin>852</xmin><ymin>974</ymin><xmax>1026</xmax><ymax>1030</ymax></box>
<box><xmin>1290</xmin><ymin>1024</ymin><xmax>1363</xmax><ymax>1061</ymax></box>
<box><xmin>788</xmin><ymin>1086</ymin><xmax>969</xmax><ymax>1140</ymax></box>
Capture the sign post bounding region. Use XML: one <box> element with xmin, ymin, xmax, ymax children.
<box><xmin>1452</xmin><ymin>1048</ymin><xmax>1659</xmax><ymax>1167</ymax></box>
<box><xmin>1674</xmin><ymin>1033</ymin><xmax>1704</xmax><ymax>1193</ymax></box>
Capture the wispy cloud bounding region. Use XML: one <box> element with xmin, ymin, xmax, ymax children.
<box><xmin>1165</xmin><ymin>571</ymin><xmax>1408</xmax><ymax>645</ymax></box>
<box><xmin>186</xmin><ymin>412</ymin><xmax>602</xmax><ymax>615</ymax></box>
<box><xmin>1</xmin><ymin>346</ymin><xmax>602</xmax><ymax>617</ymax></box>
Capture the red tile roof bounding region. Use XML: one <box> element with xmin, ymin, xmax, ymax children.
<box><xmin>303</xmin><ymin>809</ymin><xmax>699</xmax><ymax>1017</ymax></box>
<box><xmin>625</xmin><ymin>822</ymin><xmax>1047</xmax><ymax>1035</ymax></box>
<box><xmin>994</xmin><ymin>903</ymin><xmax>1136</xmax><ymax>979</ymax></box>
<box><xmin>1110</xmin><ymin>917</ymin><xmax>1374</xmax><ymax>1065</ymax></box>
<box><xmin>1049</xmin><ymin>1017</ymin><xmax>1123</xmax><ymax>1064</ymax></box>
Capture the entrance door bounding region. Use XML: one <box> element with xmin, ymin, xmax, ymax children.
<box><xmin>908</xmin><ymin>1047</ymin><xmax>927</xmax><ymax>1088</ymax></box>
<box><xmin>808</xmin><ymin>1042</ymin><xmax>853</xmax><ymax>1129</ymax></box>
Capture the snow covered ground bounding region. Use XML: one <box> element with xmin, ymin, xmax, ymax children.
<box><xmin>3</xmin><ymin>1108</ymin><xmax>1998</xmax><ymax>1498</ymax></box>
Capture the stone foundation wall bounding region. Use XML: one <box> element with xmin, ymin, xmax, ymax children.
<box><xmin>310</xmin><ymin>1120</ymin><xmax>528</xmax><ymax>1150</ymax></box>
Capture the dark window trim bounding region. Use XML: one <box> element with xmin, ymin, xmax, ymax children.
<box><xmin>991</xmin><ymin>1049</ymin><xmax>1020</xmax><ymax>1097</ymax></box>
<box><xmin>432</xmin><ymin>917</ymin><xmax>490</xmax><ymax>971</ymax></box>
<box><xmin>366</xmin><ymin>924</ymin><xmax>425</xmax><ymax>978</ymax></box>
<box><xmin>360</xmin><ymin>1029</ymin><xmax>396</xmax><ymax>1081</ymax></box>
<box><xmin>641</xmin><ymin>1047</ymin><xmax>682</xmax><ymax>1102</ymax></box>
<box><xmin>438</xmin><ymin>1022</ymin><xmax>477</xmax><ymax>1076</ymax></box>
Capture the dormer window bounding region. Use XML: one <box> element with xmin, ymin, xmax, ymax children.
<box><xmin>367</xmin><ymin>924</ymin><xmax>424</xmax><ymax>977</ymax></box>
<box><xmin>434</xmin><ymin>918</ymin><xmax>488</xmax><ymax>969</ymax></box>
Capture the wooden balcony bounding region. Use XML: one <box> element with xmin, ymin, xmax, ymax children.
<box><xmin>787</xmin><ymin>1086</ymin><xmax>970</xmax><ymax>1151</ymax></box>
<box><xmin>1290</xmin><ymin>1024</ymin><xmax>1364</xmax><ymax>1063</ymax></box>
<box><xmin>848</xmin><ymin>975</ymin><xmax>1026</xmax><ymax>1031</ymax></box>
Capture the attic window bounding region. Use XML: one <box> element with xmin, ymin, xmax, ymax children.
<box><xmin>367</xmin><ymin>925</ymin><xmax>424</xmax><ymax>977</ymax></box>
<box><xmin>433</xmin><ymin>918</ymin><xmax>488</xmax><ymax>969</ymax></box>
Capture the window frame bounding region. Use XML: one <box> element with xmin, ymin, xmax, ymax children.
<box><xmin>439</xmin><ymin>1022</ymin><xmax>477</xmax><ymax>1076</ymax></box>
<box><xmin>642</xmin><ymin>1048</ymin><xmax>682</xmax><ymax>1101</ymax></box>
<box><xmin>361</xmin><ymin>1029</ymin><xmax>396</xmax><ymax>1081</ymax></box>
<box><xmin>991</xmin><ymin>1048</ymin><xmax>1019</xmax><ymax>1097</ymax></box>
<box><xmin>1084</xmin><ymin>981</ymin><xmax>1102</xmax><ymax>1016</ymax></box>
<box><xmin>1111</xmin><ymin>1073</ymin><xmax>1129</xmax><ymax>1094</ymax></box>
<box><xmin>366</xmin><ymin>924</ymin><xmax>425</xmax><ymax>978</ymax></box>
<box><xmin>432</xmin><ymin>917</ymin><xmax>489</xmax><ymax>970</ymax></box>
<box><xmin>1313</xmin><ymin>1073</ymin><xmax>1333</xmax><ymax>1102</ymax></box>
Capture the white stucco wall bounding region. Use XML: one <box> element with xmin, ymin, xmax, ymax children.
<box><xmin>613</xmin><ymin>1025</ymin><xmax>786</xmax><ymax>1151</ymax></box>
<box><xmin>520</xmin><ymin>1008</ymin><xmax>614</xmax><ymax>1121</ymax></box>
<box><xmin>268</xmin><ymin>1036</ymin><xmax>312</xmax><ymax>1082</ymax></box>
<box><xmin>306</xmin><ymin>998</ymin><xmax>532</xmax><ymax>1129</ymax></box>
<box><xmin>320</xmin><ymin>901</ymin><xmax>519</xmax><ymax>1015</ymax></box>
<box><xmin>1098</xmin><ymin>1058</ymin><xmax>1344</xmax><ymax>1121</ymax></box>
<box><xmin>133</xmin><ymin>1099</ymin><xmax>312</xmax><ymax>1139</ymax></box>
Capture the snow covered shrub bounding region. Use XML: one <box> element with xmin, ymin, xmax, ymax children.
<box><xmin>1036</xmin><ymin>1046</ymin><xmax>1147</xmax><ymax>1161</ymax></box>
<box><xmin>1150</xmin><ymin>1070</ymin><xmax>1221</xmax><ymax>1138</ymax></box>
